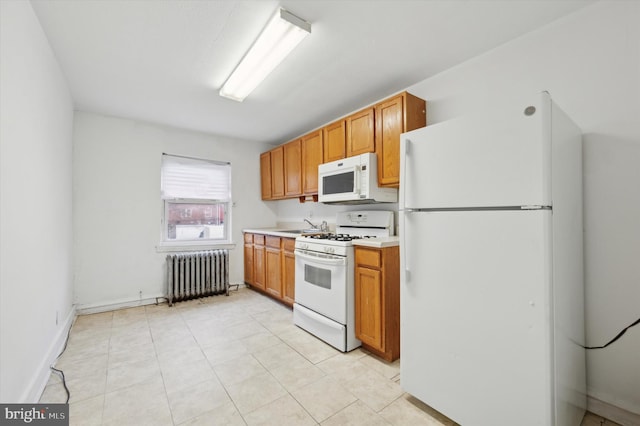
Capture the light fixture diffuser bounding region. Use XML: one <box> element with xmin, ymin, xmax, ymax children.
<box><xmin>219</xmin><ymin>8</ymin><xmax>311</xmax><ymax>102</ymax></box>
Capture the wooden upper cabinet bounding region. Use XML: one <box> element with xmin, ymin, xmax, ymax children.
<box><xmin>375</xmin><ymin>96</ymin><xmax>403</xmax><ymax>188</ymax></box>
<box><xmin>375</xmin><ymin>92</ymin><xmax>426</xmax><ymax>187</ymax></box>
<box><xmin>260</xmin><ymin>92</ymin><xmax>425</xmax><ymax>198</ymax></box>
<box><xmin>323</xmin><ymin>119</ymin><xmax>346</xmax><ymax>163</ymax></box>
<box><xmin>284</xmin><ymin>139</ymin><xmax>302</xmax><ymax>197</ymax></box>
<box><xmin>346</xmin><ymin>108</ymin><xmax>375</xmax><ymax>157</ymax></box>
<box><xmin>301</xmin><ymin>130</ymin><xmax>323</xmax><ymax>195</ymax></box>
<box><xmin>260</xmin><ymin>152</ymin><xmax>272</xmax><ymax>200</ymax></box>
<box><xmin>270</xmin><ymin>146</ymin><xmax>285</xmax><ymax>199</ymax></box>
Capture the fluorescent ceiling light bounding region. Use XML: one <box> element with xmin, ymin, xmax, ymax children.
<box><xmin>219</xmin><ymin>8</ymin><xmax>311</xmax><ymax>102</ymax></box>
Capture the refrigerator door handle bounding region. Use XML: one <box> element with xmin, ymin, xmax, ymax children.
<box><xmin>401</xmin><ymin>139</ymin><xmax>411</xmax><ymax>209</ymax></box>
<box><xmin>402</xmin><ymin>210</ymin><xmax>411</xmax><ymax>283</ymax></box>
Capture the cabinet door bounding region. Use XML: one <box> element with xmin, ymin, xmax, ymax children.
<box><xmin>270</xmin><ymin>146</ymin><xmax>285</xmax><ymax>199</ymax></box>
<box><xmin>375</xmin><ymin>92</ymin><xmax>426</xmax><ymax>187</ymax></box>
<box><xmin>302</xmin><ymin>130</ymin><xmax>323</xmax><ymax>195</ymax></box>
<box><xmin>244</xmin><ymin>235</ymin><xmax>254</xmax><ymax>285</ymax></box>
<box><xmin>253</xmin><ymin>244</ymin><xmax>266</xmax><ymax>291</ymax></box>
<box><xmin>346</xmin><ymin>108</ymin><xmax>375</xmax><ymax>157</ymax></box>
<box><xmin>284</xmin><ymin>140</ymin><xmax>302</xmax><ymax>197</ymax></box>
<box><xmin>375</xmin><ymin>95</ymin><xmax>404</xmax><ymax>187</ymax></box>
<box><xmin>323</xmin><ymin>120</ymin><xmax>346</xmax><ymax>163</ymax></box>
<box><xmin>282</xmin><ymin>250</ymin><xmax>295</xmax><ymax>305</ymax></box>
<box><xmin>260</xmin><ymin>152</ymin><xmax>272</xmax><ymax>200</ymax></box>
<box><xmin>265</xmin><ymin>246</ymin><xmax>282</xmax><ymax>298</ymax></box>
<box><xmin>355</xmin><ymin>265</ymin><xmax>383</xmax><ymax>350</ymax></box>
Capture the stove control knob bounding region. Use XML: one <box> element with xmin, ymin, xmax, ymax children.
<box><xmin>325</xmin><ymin>247</ymin><xmax>335</xmax><ymax>254</ymax></box>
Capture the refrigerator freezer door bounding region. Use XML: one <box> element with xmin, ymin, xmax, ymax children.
<box><xmin>400</xmin><ymin>209</ymin><xmax>554</xmax><ymax>426</ymax></box>
<box><xmin>400</xmin><ymin>93</ymin><xmax>552</xmax><ymax>210</ymax></box>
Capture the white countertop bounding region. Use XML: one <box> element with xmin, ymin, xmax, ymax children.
<box><xmin>352</xmin><ymin>236</ymin><xmax>400</xmax><ymax>248</ymax></box>
<box><xmin>244</xmin><ymin>228</ymin><xmax>400</xmax><ymax>247</ymax></box>
<box><xmin>243</xmin><ymin>228</ymin><xmax>312</xmax><ymax>238</ymax></box>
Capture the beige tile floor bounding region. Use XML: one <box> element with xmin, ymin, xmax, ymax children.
<box><xmin>40</xmin><ymin>287</ymin><xmax>617</xmax><ymax>426</ymax></box>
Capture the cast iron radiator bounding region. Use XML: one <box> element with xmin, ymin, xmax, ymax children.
<box><xmin>166</xmin><ymin>250</ymin><xmax>229</xmax><ymax>306</ymax></box>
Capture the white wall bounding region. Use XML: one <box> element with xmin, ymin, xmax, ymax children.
<box><xmin>276</xmin><ymin>199</ymin><xmax>400</xmax><ymax>234</ymax></box>
<box><xmin>404</xmin><ymin>1</ymin><xmax>640</xmax><ymax>420</ymax></box>
<box><xmin>0</xmin><ymin>1</ymin><xmax>75</xmax><ymax>402</ymax></box>
<box><xmin>72</xmin><ymin>112</ymin><xmax>277</xmax><ymax>310</ymax></box>
<box><xmin>279</xmin><ymin>1</ymin><xmax>640</xmax><ymax>421</ymax></box>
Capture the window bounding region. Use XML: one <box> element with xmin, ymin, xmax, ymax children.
<box><xmin>161</xmin><ymin>154</ymin><xmax>231</xmax><ymax>245</ymax></box>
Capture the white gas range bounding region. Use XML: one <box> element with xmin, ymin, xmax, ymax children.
<box><xmin>293</xmin><ymin>210</ymin><xmax>394</xmax><ymax>352</ymax></box>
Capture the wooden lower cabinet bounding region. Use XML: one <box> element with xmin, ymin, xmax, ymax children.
<box><xmin>265</xmin><ymin>237</ymin><xmax>282</xmax><ymax>298</ymax></box>
<box><xmin>282</xmin><ymin>238</ymin><xmax>296</xmax><ymax>305</ymax></box>
<box><xmin>244</xmin><ymin>233</ymin><xmax>295</xmax><ymax>306</ymax></box>
<box><xmin>355</xmin><ymin>266</ymin><xmax>383</xmax><ymax>348</ymax></box>
<box><xmin>243</xmin><ymin>233</ymin><xmax>254</xmax><ymax>285</ymax></box>
<box><xmin>252</xmin><ymin>234</ymin><xmax>266</xmax><ymax>291</ymax></box>
<box><xmin>354</xmin><ymin>245</ymin><xmax>400</xmax><ymax>361</ymax></box>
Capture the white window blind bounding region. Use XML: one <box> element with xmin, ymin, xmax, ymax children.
<box><xmin>161</xmin><ymin>154</ymin><xmax>231</xmax><ymax>201</ymax></box>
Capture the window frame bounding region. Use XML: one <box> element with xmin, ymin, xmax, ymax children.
<box><xmin>158</xmin><ymin>154</ymin><xmax>233</xmax><ymax>251</ymax></box>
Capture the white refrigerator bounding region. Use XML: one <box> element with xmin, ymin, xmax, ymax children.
<box><xmin>399</xmin><ymin>92</ymin><xmax>586</xmax><ymax>426</ymax></box>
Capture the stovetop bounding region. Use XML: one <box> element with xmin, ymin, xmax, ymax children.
<box><xmin>295</xmin><ymin>210</ymin><xmax>395</xmax><ymax>253</ymax></box>
<box><xmin>303</xmin><ymin>233</ymin><xmax>377</xmax><ymax>242</ymax></box>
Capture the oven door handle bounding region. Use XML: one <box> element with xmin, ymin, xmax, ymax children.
<box><xmin>295</xmin><ymin>249</ymin><xmax>346</xmax><ymax>266</ymax></box>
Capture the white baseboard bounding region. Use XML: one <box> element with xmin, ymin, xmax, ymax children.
<box><xmin>587</xmin><ymin>395</ymin><xmax>640</xmax><ymax>426</ymax></box>
<box><xmin>23</xmin><ymin>306</ymin><xmax>76</xmax><ymax>403</ymax></box>
<box><xmin>75</xmin><ymin>294</ymin><xmax>167</xmax><ymax>315</ymax></box>
<box><xmin>75</xmin><ymin>285</ymin><xmax>246</xmax><ymax>315</ymax></box>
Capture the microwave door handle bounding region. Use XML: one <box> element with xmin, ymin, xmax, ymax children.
<box><xmin>354</xmin><ymin>165</ymin><xmax>361</xmax><ymax>196</ymax></box>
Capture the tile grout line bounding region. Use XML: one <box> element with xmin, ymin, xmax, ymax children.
<box><xmin>198</xmin><ymin>328</ymin><xmax>247</xmax><ymax>425</ymax></box>
<box><xmin>146</xmin><ymin>306</ymin><xmax>179</xmax><ymax>426</ymax></box>
<box><xmin>99</xmin><ymin>310</ymin><xmax>115</xmax><ymax>426</ymax></box>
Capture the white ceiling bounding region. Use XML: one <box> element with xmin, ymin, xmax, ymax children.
<box><xmin>31</xmin><ymin>0</ymin><xmax>594</xmax><ymax>144</ymax></box>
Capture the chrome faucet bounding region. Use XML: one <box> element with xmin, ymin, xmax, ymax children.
<box><xmin>305</xmin><ymin>218</ymin><xmax>329</xmax><ymax>232</ymax></box>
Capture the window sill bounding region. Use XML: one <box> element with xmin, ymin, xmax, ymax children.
<box><xmin>156</xmin><ymin>241</ymin><xmax>236</xmax><ymax>253</ymax></box>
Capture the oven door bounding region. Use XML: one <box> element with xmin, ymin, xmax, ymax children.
<box><xmin>294</xmin><ymin>249</ymin><xmax>347</xmax><ymax>323</ymax></box>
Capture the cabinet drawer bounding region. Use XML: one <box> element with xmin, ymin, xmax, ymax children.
<box><xmin>244</xmin><ymin>233</ymin><xmax>253</xmax><ymax>244</ymax></box>
<box><xmin>282</xmin><ymin>238</ymin><xmax>296</xmax><ymax>252</ymax></box>
<box><xmin>266</xmin><ymin>236</ymin><xmax>281</xmax><ymax>249</ymax></box>
<box><xmin>356</xmin><ymin>248</ymin><xmax>381</xmax><ymax>268</ymax></box>
<box><xmin>254</xmin><ymin>234</ymin><xmax>265</xmax><ymax>246</ymax></box>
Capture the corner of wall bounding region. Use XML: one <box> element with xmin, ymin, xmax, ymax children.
<box><xmin>23</xmin><ymin>307</ymin><xmax>76</xmax><ymax>403</ymax></box>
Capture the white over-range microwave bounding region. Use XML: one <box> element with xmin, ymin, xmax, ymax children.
<box><xmin>318</xmin><ymin>153</ymin><xmax>398</xmax><ymax>204</ymax></box>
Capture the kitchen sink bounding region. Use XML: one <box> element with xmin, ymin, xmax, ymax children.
<box><xmin>280</xmin><ymin>229</ymin><xmax>321</xmax><ymax>234</ymax></box>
